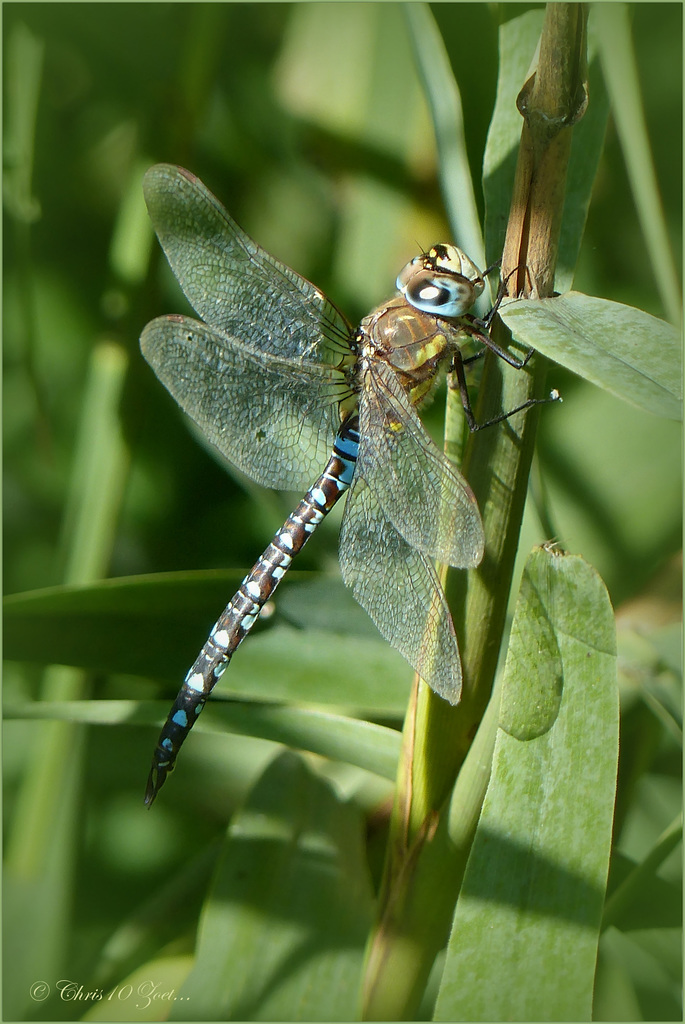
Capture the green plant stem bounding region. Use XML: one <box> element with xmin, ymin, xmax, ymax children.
<box><xmin>360</xmin><ymin>6</ymin><xmax>588</xmax><ymax>1019</ymax></box>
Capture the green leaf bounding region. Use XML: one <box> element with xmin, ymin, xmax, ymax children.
<box><xmin>435</xmin><ymin>546</ymin><xmax>618</xmax><ymax>1022</ymax></box>
<box><xmin>499</xmin><ymin>292</ymin><xmax>682</xmax><ymax>419</ymax></box>
<box><xmin>4</xmin><ymin>571</ymin><xmax>412</xmax><ymax>714</ymax></box>
<box><xmin>7</xmin><ymin>699</ymin><xmax>401</xmax><ymax>783</ymax></box>
<box><xmin>171</xmin><ymin>751</ymin><xmax>373</xmax><ymax>1020</ymax></box>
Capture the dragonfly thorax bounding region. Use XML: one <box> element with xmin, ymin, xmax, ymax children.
<box><xmin>359</xmin><ymin>295</ymin><xmax>466</xmax><ymax>408</ymax></box>
<box><xmin>396</xmin><ymin>243</ymin><xmax>485</xmax><ymax>319</ymax></box>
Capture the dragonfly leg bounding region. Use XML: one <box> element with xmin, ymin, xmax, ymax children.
<box><xmin>481</xmin><ymin>257</ymin><xmax>503</xmax><ymax>279</ymax></box>
<box><xmin>462</xmin><ymin>349</ymin><xmax>485</xmax><ymax>368</ymax></box>
<box><xmin>458</xmin><ymin>260</ymin><xmax>539</xmax><ymax>367</ymax></box>
<box><xmin>462</xmin><ymin>260</ymin><xmax>534</xmax><ymax>335</ymax></box>
<box><xmin>449</xmin><ymin>348</ymin><xmax>561</xmax><ymax>433</ymax></box>
<box><xmin>458</xmin><ymin>321</ymin><xmax>534</xmax><ymax>369</ymax></box>
<box><xmin>454</xmin><ymin>261</ymin><xmax>560</xmax><ymax>420</ymax></box>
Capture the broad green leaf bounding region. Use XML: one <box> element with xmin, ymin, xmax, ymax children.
<box><xmin>7</xmin><ymin>699</ymin><xmax>401</xmax><ymax>782</ymax></box>
<box><xmin>172</xmin><ymin>751</ymin><xmax>373</xmax><ymax>1020</ymax></box>
<box><xmin>4</xmin><ymin>571</ymin><xmax>411</xmax><ymax>714</ymax></box>
<box><xmin>435</xmin><ymin>546</ymin><xmax>618</xmax><ymax>1022</ymax></box>
<box><xmin>500</xmin><ymin>292</ymin><xmax>682</xmax><ymax>419</ymax></box>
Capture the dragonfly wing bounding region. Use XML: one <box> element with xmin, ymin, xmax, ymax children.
<box><xmin>141</xmin><ymin>315</ymin><xmax>348</xmax><ymax>490</ymax></box>
<box><xmin>339</xmin><ymin>478</ymin><xmax>462</xmax><ymax>704</ymax></box>
<box><xmin>143</xmin><ymin>164</ymin><xmax>353</xmax><ymax>365</ymax></box>
<box><xmin>357</xmin><ymin>359</ymin><xmax>484</xmax><ymax>568</ymax></box>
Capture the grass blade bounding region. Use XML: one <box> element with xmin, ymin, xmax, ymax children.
<box><xmin>4</xmin><ymin>341</ymin><xmax>129</xmax><ymax>1019</ymax></box>
<box><xmin>8</xmin><ymin>699</ymin><xmax>402</xmax><ymax>783</ymax></box>
<box><xmin>403</xmin><ymin>3</ymin><xmax>486</xmax><ymax>295</ymax></box>
<box><xmin>594</xmin><ymin>4</ymin><xmax>681</xmax><ymax>325</ymax></box>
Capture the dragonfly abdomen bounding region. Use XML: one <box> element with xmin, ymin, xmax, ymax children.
<box><xmin>144</xmin><ymin>415</ymin><xmax>360</xmax><ymax>805</ymax></box>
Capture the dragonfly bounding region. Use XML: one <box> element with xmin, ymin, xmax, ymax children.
<box><xmin>140</xmin><ymin>163</ymin><xmax>553</xmax><ymax>805</ymax></box>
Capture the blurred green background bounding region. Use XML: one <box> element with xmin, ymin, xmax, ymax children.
<box><xmin>3</xmin><ymin>3</ymin><xmax>681</xmax><ymax>1020</ymax></box>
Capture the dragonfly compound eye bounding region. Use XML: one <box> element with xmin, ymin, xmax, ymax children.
<box><xmin>398</xmin><ymin>268</ymin><xmax>477</xmax><ymax>318</ymax></box>
<box><xmin>396</xmin><ymin>244</ymin><xmax>485</xmax><ymax>318</ymax></box>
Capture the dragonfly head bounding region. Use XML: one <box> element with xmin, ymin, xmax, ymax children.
<box><xmin>396</xmin><ymin>244</ymin><xmax>485</xmax><ymax>319</ymax></box>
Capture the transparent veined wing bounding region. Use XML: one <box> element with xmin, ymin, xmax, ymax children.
<box><xmin>141</xmin><ymin>314</ymin><xmax>351</xmax><ymax>490</ymax></box>
<box><xmin>143</xmin><ymin>164</ymin><xmax>353</xmax><ymax>365</ymax></box>
<box><xmin>339</xmin><ymin>477</ymin><xmax>462</xmax><ymax>704</ymax></box>
<box><xmin>357</xmin><ymin>358</ymin><xmax>484</xmax><ymax>568</ymax></box>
